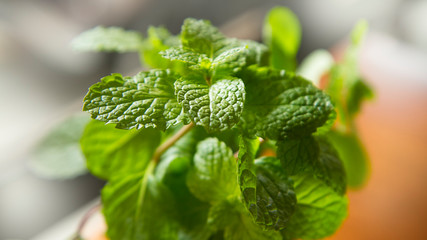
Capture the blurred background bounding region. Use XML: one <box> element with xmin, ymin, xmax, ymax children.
<box><xmin>1</xmin><ymin>0</ymin><xmax>427</xmax><ymax>239</ymax></box>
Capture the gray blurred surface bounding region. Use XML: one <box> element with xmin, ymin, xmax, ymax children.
<box><xmin>0</xmin><ymin>0</ymin><xmax>426</xmax><ymax>238</ymax></box>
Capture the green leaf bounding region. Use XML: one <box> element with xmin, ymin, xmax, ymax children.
<box><xmin>181</xmin><ymin>18</ymin><xmax>226</xmax><ymax>56</ymax></box>
<box><xmin>351</xmin><ymin>20</ymin><xmax>368</xmax><ymax>45</ymax></box>
<box><xmin>158</xmin><ymin>126</ymin><xmax>208</xmax><ymax>171</ymax></box>
<box><xmin>80</xmin><ymin>120</ymin><xmax>160</xmax><ymax>179</ymax></box>
<box><xmin>237</xmin><ymin>137</ymin><xmax>259</xmax><ymax>218</ymax></box>
<box><xmin>242</xmin><ymin>67</ymin><xmax>334</xmax><ymax>140</ymax></box>
<box><xmin>224</xmin><ymin>211</ymin><xmax>282</xmax><ymax>240</ymax></box>
<box><xmin>72</xmin><ymin>26</ymin><xmax>143</xmax><ymax>52</ymax></box>
<box><xmin>326</xmin><ymin>20</ymin><xmax>372</xmax><ymax>128</ymax></box>
<box><xmin>28</xmin><ymin>113</ymin><xmax>90</xmax><ymax>179</ymax></box>
<box><xmin>254</xmin><ymin>157</ymin><xmax>297</xmax><ymax>230</ymax></box>
<box><xmin>83</xmin><ymin>69</ymin><xmax>188</xmax><ymax>130</ymax></box>
<box><xmin>263</xmin><ymin>6</ymin><xmax>301</xmax><ymax>70</ymax></box>
<box><xmin>161</xmin><ymin>47</ymin><xmax>210</xmax><ymax>66</ymax></box>
<box><xmin>281</xmin><ymin>174</ymin><xmax>348</xmax><ymax>240</ymax></box>
<box><xmin>326</xmin><ymin>130</ymin><xmax>370</xmax><ymax>188</ymax></box>
<box><xmin>158</xmin><ymin>151</ymin><xmax>213</xmax><ymax>240</ymax></box>
<box><xmin>314</xmin><ymin>137</ymin><xmax>347</xmax><ymax>195</ymax></box>
<box><xmin>207</xmin><ymin>198</ymin><xmax>241</xmax><ymax>231</ymax></box>
<box><xmin>175</xmin><ymin>77</ymin><xmax>245</xmax><ymax>132</ymax></box>
<box><xmin>141</xmin><ymin>26</ymin><xmax>181</xmax><ymax>68</ymax></box>
<box><xmin>238</xmin><ymin>138</ymin><xmax>296</xmax><ymax>231</ymax></box>
<box><xmin>211</xmin><ymin>47</ymin><xmax>247</xmax><ymax>74</ymax></box>
<box><xmin>347</xmin><ymin>78</ymin><xmax>374</xmax><ymax>118</ymax></box>
<box><xmin>297</xmin><ymin>49</ymin><xmax>334</xmax><ymax>86</ymax></box>
<box><xmin>276</xmin><ymin>136</ymin><xmax>319</xmax><ymax>176</ymax></box>
<box><xmin>187</xmin><ymin>138</ymin><xmax>239</xmax><ymax>203</ymax></box>
<box><xmin>102</xmin><ymin>173</ymin><xmax>178</xmax><ymax>240</ymax></box>
<box><xmin>277</xmin><ymin>136</ymin><xmax>347</xmax><ymax>195</ymax></box>
<box><xmin>217</xmin><ymin>39</ymin><xmax>270</xmax><ymax>67</ymax></box>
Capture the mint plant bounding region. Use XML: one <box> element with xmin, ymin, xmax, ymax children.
<box><xmin>31</xmin><ymin>6</ymin><xmax>373</xmax><ymax>240</ymax></box>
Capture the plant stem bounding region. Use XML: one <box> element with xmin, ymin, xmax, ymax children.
<box><xmin>151</xmin><ymin>122</ymin><xmax>195</xmax><ymax>164</ymax></box>
<box><xmin>136</xmin><ymin>122</ymin><xmax>194</xmax><ymax>221</ymax></box>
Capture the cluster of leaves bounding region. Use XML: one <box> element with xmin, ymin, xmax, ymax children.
<box><xmin>30</xmin><ymin>6</ymin><xmax>373</xmax><ymax>240</ymax></box>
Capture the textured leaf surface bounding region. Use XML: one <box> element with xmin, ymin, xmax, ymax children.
<box><xmin>80</xmin><ymin>120</ymin><xmax>160</xmax><ymax>179</ymax></box>
<box><xmin>237</xmin><ymin>137</ymin><xmax>259</xmax><ymax>219</ymax></box>
<box><xmin>238</xmin><ymin>138</ymin><xmax>296</xmax><ymax>230</ymax></box>
<box><xmin>83</xmin><ymin>69</ymin><xmax>187</xmax><ymax>130</ymax></box>
<box><xmin>216</xmin><ymin>39</ymin><xmax>269</xmax><ymax>67</ymax></box>
<box><xmin>29</xmin><ymin>113</ymin><xmax>90</xmax><ymax>179</ymax></box>
<box><xmin>224</xmin><ymin>211</ymin><xmax>282</xmax><ymax>240</ymax></box>
<box><xmin>281</xmin><ymin>174</ymin><xmax>348</xmax><ymax>240</ymax></box>
<box><xmin>254</xmin><ymin>157</ymin><xmax>297</xmax><ymax>230</ymax></box>
<box><xmin>263</xmin><ymin>6</ymin><xmax>301</xmax><ymax>70</ymax></box>
<box><xmin>277</xmin><ymin>136</ymin><xmax>346</xmax><ymax>195</ymax></box>
<box><xmin>187</xmin><ymin>138</ymin><xmax>239</xmax><ymax>203</ymax></box>
<box><xmin>175</xmin><ymin>77</ymin><xmax>245</xmax><ymax>132</ymax></box>
<box><xmin>276</xmin><ymin>136</ymin><xmax>319</xmax><ymax>176</ymax></box>
<box><xmin>102</xmin><ymin>174</ymin><xmax>178</xmax><ymax>240</ymax></box>
<box><xmin>327</xmin><ymin>130</ymin><xmax>370</xmax><ymax>188</ymax></box>
<box><xmin>161</xmin><ymin>47</ymin><xmax>210</xmax><ymax>66</ymax></box>
<box><xmin>181</xmin><ymin>18</ymin><xmax>226</xmax><ymax>56</ymax></box>
<box><xmin>72</xmin><ymin>26</ymin><xmax>143</xmax><ymax>52</ymax></box>
<box><xmin>211</xmin><ymin>47</ymin><xmax>247</xmax><ymax>74</ymax></box>
<box><xmin>242</xmin><ymin>67</ymin><xmax>334</xmax><ymax>140</ymax></box>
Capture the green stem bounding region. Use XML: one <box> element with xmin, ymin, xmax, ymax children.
<box><xmin>151</xmin><ymin>122</ymin><xmax>195</xmax><ymax>164</ymax></box>
<box><xmin>136</xmin><ymin>122</ymin><xmax>195</xmax><ymax>219</ymax></box>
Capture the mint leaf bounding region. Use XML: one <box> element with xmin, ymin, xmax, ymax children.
<box><xmin>297</xmin><ymin>49</ymin><xmax>334</xmax><ymax>86</ymax></box>
<box><xmin>327</xmin><ymin>130</ymin><xmax>370</xmax><ymax>188</ymax></box>
<box><xmin>72</xmin><ymin>26</ymin><xmax>143</xmax><ymax>52</ymax></box>
<box><xmin>242</xmin><ymin>67</ymin><xmax>334</xmax><ymax>140</ymax></box>
<box><xmin>263</xmin><ymin>6</ymin><xmax>301</xmax><ymax>70</ymax></box>
<box><xmin>28</xmin><ymin>113</ymin><xmax>90</xmax><ymax>179</ymax></box>
<box><xmin>326</xmin><ymin>20</ymin><xmax>372</xmax><ymax>128</ymax></box>
<box><xmin>158</xmin><ymin>151</ymin><xmax>212</xmax><ymax>240</ymax></box>
<box><xmin>207</xmin><ymin>198</ymin><xmax>241</xmax><ymax>231</ymax></box>
<box><xmin>80</xmin><ymin>120</ymin><xmax>160</xmax><ymax>179</ymax></box>
<box><xmin>347</xmin><ymin>78</ymin><xmax>374</xmax><ymax>118</ymax></box>
<box><xmin>277</xmin><ymin>136</ymin><xmax>346</xmax><ymax>195</ymax></box>
<box><xmin>187</xmin><ymin>138</ymin><xmax>238</xmax><ymax>203</ymax></box>
<box><xmin>161</xmin><ymin>47</ymin><xmax>210</xmax><ymax>66</ymax></box>
<box><xmin>224</xmin><ymin>211</ymin><xmax>282</xmax><ymax>240</ymax></box>
<box><xmin>217</xmin><ymin>39</ymin><xmax>269</xmax><ymax>67</ymax></box>
<box><xmin>175</xmin><ymin>77</ymin><xmax>245</xmax><ymax>132</ymax></box>
<box><xmin>254</xmin><ymin>157</ymin><xmax>297</xmax><ymax>230</ymax></box>
<box><xmin>208</xmin><ymin>198</ymin><xmax>282</xmax><ymax>239</ymax></box>
<box><xmin>211</xmin><ymin>47</ymin><xmax>247</xmax><ymax>74</ymax></box>
<box><xmin>238</xmin><ymin>138</ymin><xmax>296</xmax><ymax>231</ymax></box>
<box><xmin>315</xmin><ymin>137</ymin><xmax>347</xmax><ymax>195</ymax></box>
<box><xmin>281</xmin><ymin>174</ymin><xmax>348</xmax><ymax>240</ymax></box>
<box><xmin>181</xmin><ymin>18</ymin><xmax>226</xmax><ymax>56</ymax></box>
<box><xmin>158</xmin><ymin>126</ymin><xmax>208</xmax><ymax>169</ymax></box>
<box><xmin>237</xmin><ymin>137</ymin><xmax>259</xmax><ymax>218</ymax></box>
<box><xmin>351</xmin><ymin>20</ymin><xmax>368</xmax><ymax>45</ymax></box>
<box><xmin>83</xmin><ymin>69</ymin><xmax>188</xmax><ymax>130</ymax></box>
<box><xmin>276</xmin><ymin>136</ymin><xmax>319</xmax><ymax>176</ymax></box>
<box><xmin>141</xmin><ymin>26</ymin><xmax>181</xmax><ymax>68</ymax></box>
<box><xmin>102</xmin><ymin>173</ymin><xmax>178</xmax><ymax>240</ymax></box>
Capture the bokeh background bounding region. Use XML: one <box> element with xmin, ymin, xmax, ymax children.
<box><xmin>1</xmin><ymin>0</ymin><xmax>427</xmax><ymax>239</ymax></box>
